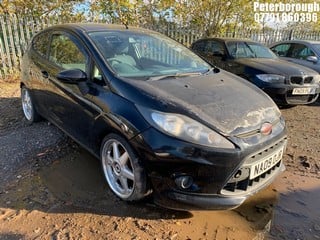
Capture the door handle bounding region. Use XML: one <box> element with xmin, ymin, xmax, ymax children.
<box><xmin>41</xmin><ymin>71</ymin><xmax>49</xmax><ymax>78</ymax></box>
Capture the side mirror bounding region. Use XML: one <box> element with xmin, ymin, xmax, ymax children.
<box><xmin>306</xmin><ymin>56</ymin><xmax>318</xmax><ymax>63</ymax></box>
<box><xmin>57</xmin><ymin>69</ymin><xmax>87</xmax><ymax>84</ymax></box>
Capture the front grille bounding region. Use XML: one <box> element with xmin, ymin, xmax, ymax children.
<box><xmin>290</xmin><ymin>76</ymin><xmax>314</xmax><ymax>85</ymax></box>
<box><xmin>304</xmin><ymin>76</ymin><xmax>313</xmax><ymax>84</ymax></box>
<box><xmin>221</xmin><ymin>139</ymin><xmax>286</xmax><ymax>196</ymax></box>
<box><xmin>290</xmin><ymin>76</ymin><xmax>303</xmax><ymax>84</ymax></box>
<box><xmin>222</xmin><ymin>161</ymin><xmax>281</xmax><ymax>193</ymax></box>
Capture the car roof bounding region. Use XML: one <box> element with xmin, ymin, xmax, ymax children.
<box><xmin>42</xmin><ymin>23</ymin><xmax>154</xmax><ymax>34</ymax></box>
<box><xmin>271</xmin><ymin>39</ymin><xmax>320</xmax><ymax>45</ymax></box>
<box><xmin>194</xmin><ymin>37</ymin><xmax>259</xmax><ymax>44</ymax></box>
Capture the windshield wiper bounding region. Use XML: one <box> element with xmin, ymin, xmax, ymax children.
<box><xmin>147</xmin><ymin>72</ymin><xmax>203</xmax><ymax>81</ymax></box>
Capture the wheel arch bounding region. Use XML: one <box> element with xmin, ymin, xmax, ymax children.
<box><xmin>91</xmin><ymin>112</ymin><xmax>146</xmax><ymax>157</ymax></box>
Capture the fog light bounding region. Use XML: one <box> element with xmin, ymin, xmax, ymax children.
<box><xmin>229</xmin><ymin>168</ymin><xmax>250</xmax><ymax>183</ymax></box>
<box><xmin>175</xmin><ymin>175</ymin><xmax>193</xmax><ymax>189</ymax></box>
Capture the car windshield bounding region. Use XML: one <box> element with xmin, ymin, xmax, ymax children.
<box><xmin>226</xmin><ymin>41</ymin><xmax>277</xmax><ymax>59</ymax></box>
<box><xmin>88</xmin><ymin>30</ymin><xmax>211</xmax><ymax>79</ymax></box>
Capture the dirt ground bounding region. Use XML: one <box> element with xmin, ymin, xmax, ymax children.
<box><xmin>0</xmin><ymin>82</ymin><xmax>319</xmax><ymax>240</ymax></box>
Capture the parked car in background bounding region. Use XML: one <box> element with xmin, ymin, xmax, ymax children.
<box><xmin>191</xmin><ymin>38</ymin><xmax>320</xmax><ymax>105</ymax></box>
<box><xmin>270</xmin><ymin>40</ymin><xmax>320</xmax><ymax>73</ymax></box>
<box><xmin>21</xmin><ymin>24</ymin><xmax>287</xmax><ymax>211</ymax></box>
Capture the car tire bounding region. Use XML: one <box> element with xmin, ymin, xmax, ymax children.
<box><xmin>100</xmin><ymin>133</ymin><xmax>149</xmax><ymax>201</ymax></box>
<box><xmin>21</xmin><ymin>86</ymin><xmax>41</xmax><ymax>124</ymax></box>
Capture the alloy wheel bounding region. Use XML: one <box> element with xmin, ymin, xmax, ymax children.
<box><xmin>21</xmin><ymin>88</ymin><xmax>33</xmax><ymax>121</ymax></box>
<box><xmin>101</xmin><ymin>139</ymin><xmax>135</xmax><ymax>199</ymax></box>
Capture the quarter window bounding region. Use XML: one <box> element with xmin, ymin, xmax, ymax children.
<box><xmin>49</xmin><ymin>34</ymin><xmax>87</xmax><ymax>71</ymax></box>
<box><xmin>92</xmin><ymin>64</ymin><xmax>106</xmax><ymax>86</ymax></box>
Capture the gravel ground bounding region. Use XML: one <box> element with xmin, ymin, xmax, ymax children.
<box><xmin>0</xmin><ymin>82</ymin><xmax>68</xmax><ymax>185</ymax></box>
<box><xmin>0</xmin><ymin>123</ymin><xmax>65</xmax><ymax>182</ymax></box>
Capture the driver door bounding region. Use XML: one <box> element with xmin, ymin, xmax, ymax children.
<box><xmin>44</xmin><ymin>32</ymin><xmax>100</xmax><ymax>147</ymax></box>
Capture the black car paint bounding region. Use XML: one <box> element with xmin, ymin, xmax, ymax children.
<box><xmin>21</xmin><ymin>24</ymin><xmax>287</xmax><ymax>210</ymax></box>
<box><xmin>191</xmin><ymin>38</ymin><xmax>320</xmax><ymax>105</ymax></box>
<box><xmin>130</xmin><ymin>72</ymin><xmax>280</xmax><ymax>136</ymax></box>
<box><xmin>132</xmin><ymin>121</ymin><xmax>286</xmax><ymax>210</ymax></box>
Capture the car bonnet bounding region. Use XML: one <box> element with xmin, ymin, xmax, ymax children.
<box><xmin>235</xmin><ymin>58</ymin><xmax>318</xmax><ymax>76</ymax></box>
<box><xmin>129</xmin><ymin>71</ymin><xmax>281</xmax><ymax>136</ymax></box>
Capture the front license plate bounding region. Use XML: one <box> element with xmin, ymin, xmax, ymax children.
<box><xmin>292</xmin><ymin>87</ymin><xmax>316</xmax><ymax>95</ymax></box>
<box><xmin>249</xmin><ymin>146</ymin><xmax>284</xmax><ymax>179</ymax></box>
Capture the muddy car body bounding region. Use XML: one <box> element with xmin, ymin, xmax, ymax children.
<box><xmin>21</xmin><ymin>24</ymin><xmax>287</xmax><ymax>210</ymax></box>
<box><xmin>191</xmin><ymin>38</ymin><xmax>320</xmax><ymax>105</ymax></box>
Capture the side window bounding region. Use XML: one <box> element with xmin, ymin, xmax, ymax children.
<box><xmin>289</xmin><ymin>44</ymin><xmax>315</xmax><ymax>60</ymax></box>
<box><xmin>204</xmin><ymin>41</ymin><xmax>213</xmax><ymax>52</ymax></box>
<box><xmin>270</xmin><ymin>44</ymin><xmax>290</xmax><ymax>57</ymax></box>
<box><xmin>32</xmin><ymin>31</ymin><xmax>51</xmax><ymax>58</ymax></box>
<box><xmin>210</xmin><ymin>41</ymin><xmax>225</xmax><ymax>55</ymax></box>
<box><xmin>49</xmin><ymin>34</ymin><xmax>87</xmax><ymax>71</ymax></box>
<box><xmin>192</xmin><ymin>41</ymin><xmax>205</xmax><ymax>53</ymax></box>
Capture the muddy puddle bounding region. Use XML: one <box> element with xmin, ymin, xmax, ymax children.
<box><xmin>1</xmin><ymin>149</ymin><xmax>319</xmax><ymax>239</ymax></box>
<box><xmin>268</xmin><ymin>172</ymin><xmax>320</xmax><ymax>240</ymax></box>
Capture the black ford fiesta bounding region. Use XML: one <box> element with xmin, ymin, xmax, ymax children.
<box><xmin>21</xmin><ymin>23</ymin><xmax>287</xmax><ymax>210</ymax></box>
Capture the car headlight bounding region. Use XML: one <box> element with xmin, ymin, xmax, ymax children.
<box><xmin>313</xmin><ymin>75</ymin><xmax>320</xmax><ymax>84</ymax></box>
<box><xmin>256</xmin><ymin>74</ymin><xmax>285</xmax><ymax>83</ymax></box>
<box><xmin>138</xmin><ymin>107</ymin><xmax>235</xmax><ymax>149</ymax></box>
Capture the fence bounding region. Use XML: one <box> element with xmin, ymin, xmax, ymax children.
<box><xmin>0</xmin><ymin>15</ymin><xmax>72</xmax><ymax>79</ymax></box>
<box><xmin>1</xmin><ymin>14</ymin><xmax>320</xmax><ymax>79</ymax></box>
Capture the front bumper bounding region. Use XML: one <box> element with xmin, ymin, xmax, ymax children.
<box><xmin>261</xmin><ymin>83</ymin><xmax>320</xmax><ymax>105</ymax></box>
<box><xmin>130</xmin><ymin>125</ymin><xmax>287</xmax><ymax>210</ymax></box>
<box><xmin>154</xmin><ymin>163</ymin><xmax>285</xmax><ymax>211</ymax></box>
<box><xmin>155</xmin><ymin>190</ymin><xmax>247</xmax><ymax>210</ymax></box>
